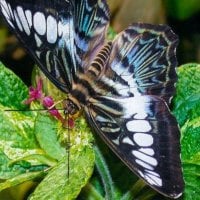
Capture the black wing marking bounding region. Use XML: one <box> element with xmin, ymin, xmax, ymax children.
<box><xmin>100</xmin><ymin>23</ymin><xmax>179</xmax><ymax>104</ymax></box>
<box><xmin>85</xmin><ymin>95</ymin><xmax>184</xmax><ymax>198</ymax></box>
<box><xmin>0</xmin><ymin>0</ymin><xmax>110</xmax><ymax>92</ymax></box>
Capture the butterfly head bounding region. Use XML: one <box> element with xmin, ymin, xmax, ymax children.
<box><xmin>63</xmin><ymin>97</ymin><xmax>82</xmax><ymax>119</ymax></box>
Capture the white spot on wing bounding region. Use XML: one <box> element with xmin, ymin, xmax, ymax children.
<box><xmin>57</xmin><ymin>19</ymin><xmax>73</xmax><ymax>47</ymax></box>
<box><xmin>126</xmin><ymin>120</ymin><xmax>151</xmax><ymax>132</ymax></box>
<box><xmin>132</xmin><ymin>150</ymin><xmax>158</xmax><ymax>166</ymax></box>
<box><xmin>25</xmin><ymin>10</ymin><xmax>32</xmax><ymax>28</ymax></box>
<box><xmin>145</xmin><ymin>173</ymin><xmax>162</xmax><ymax>186</ymax></box>
<box><xmin>139</xmin><ymin>148</ymin><xmax>154</xmax><ymax>156</ymax></box>
<box><xmin>47</xmin><ymin>15</ymin><xmax>57</xmax><ymax>43</ymax></box>
<box><xmin>122</xmin><ymin>137</ymin><xmax>134</xmax><ymax>146</ymax></box>
<box><xmin>0</xmin><ymin>0</ymin><xmax>10</xmax><ymax>20</ymax></box>
<box><xmin>145</xmin><ymin>170</ymin><xmax>160</xmax><ymax>177</ymax></box>
<box><xmin>133</xmin><ymin>133</ymin><xmax>153</xmax><ymax>147</ymax></box>
<box><xmin>16</xmin><ymin>6</ymin><xmax>30</xmax><ymax>35</ymax></box>
<box><xmin>0</xmin><ymin>1</ymin><xmax>14</xmax><ymax>28</ymax></box>
<box><xmin>135</xmin><ymin>159</ymin><xmax>154</xmax><ymax>170</ymax></box>
<box><xmin>33</xmin><ymin>12</ymin><xmax>46</xmax><ymax>35</ymax></box>
<box><xmin>120</xmin><ymin>96</ymin><xmax>152</xmax><ymax>119</ymax></box>
<box><xmin>96</xmin><ymin>115</ymin><xmax>113</xmax><ymax>123</ymax></box>
<box><xmin>112</xmin><ymin>137</ymin><xmax>120</xmax><ymax>145</ymax></box>
<box><xmin>14</xmin><ymin>10</ymin><xmax>23</xmax><ymax>31</ymax></box>
<box><xmin>138</xmin><ymin>170</ymin><xmax>144</xmax><ymax>178</ymax></box>
<box><xmin>7</xmin><ymin>3</ymin><xmax>14</xmax><ymax>20</ymax></box>
<box><xmin>34</xmin><ymin>33</ymin><xmax>42</xmax><ymax>47</ymax></box>
<box><xmin>134</xmin><ymin>112</ymin><xmax>148</xmax><ymax>119</ymax></box>
<box><xmin>101</xmin><ymin>127</ymin><xmax>120</xmax><ymax>133</ymax></box>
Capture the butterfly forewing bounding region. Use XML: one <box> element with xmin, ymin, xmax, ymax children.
<box><xmin>0</xmin><ymin>0</ymin><xmax>109</xmax><ymax>92</ymax></box>
<box><xmin>102</xmin><ymin>23</ymin><xmax>179</xmax><ymax>104</ymax></box>
<box><xmin>0</xmin><ymin>0</ymin><xmax>184</xmax><ymax>198</ymax></box>
<box><xmin>73</xmin><ymin>0</ymin><xmax>110</xmax><ymax>69</ymax></box>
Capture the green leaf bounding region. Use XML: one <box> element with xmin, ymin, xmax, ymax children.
<box><xmin>0</xmin><ymin>62</ymin><xmax>95</xmax><ymax>199</ymax></box>
<box><xmin>0</xmin><ymin>62</ymin><xmax>28</xmax><ymax>109</ymax></box>
<box><xmin>30</xmin><ymin>117</ymin><xmax>95</xmax><ymax>200</ymax></box>
<box><xmin>173</xmin><ymin>63</ymin><xmax>200</xmax><ymax>126</ymax></box>
<box><xmin>0</xmin><ymin>63</ymin><xmax>51</xmax><ymax>189</ymax></box>
<box><xmin>34</xmin><ymin>114</ymin><xmax>66</xmax><ymax>161</ymax></box>
<box><xmin>165</xmin><ymin>0</ymin><xmax>200</xmax><ymax>20</ymax></box>
<box><xmin>0</xmin><ymin>106</ymin><xmax>46</xmax><ymax>180</ymax></box>
<box><xmin>0</xmin><ymin>171</ymin><xmax>46</xmax><ymax>191</ymax></box>
<box><xmin>181</xmin><ymin>117</ymin><xmax>200</xmax><ymax>199</ymax></box>
<box><xmin>181</xmin><ymin>117</ymin><xmax>200</xmax><ymax>161</ymax></box>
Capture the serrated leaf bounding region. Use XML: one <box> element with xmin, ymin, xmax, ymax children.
<box><xmin>173</xmin><ymin>63</ymin><xmax>200</xmax><ymax>126</ymax></box>
<box><xmin>181</xmin><ymin>117</ymin><xmax>200</xmax><ymax>200</ymax></box>
<box><xmin>181</xmin><ymin>117</ymin><xmax>200</xmax><ymax>161</ymax></box>
<box><xmin>0</xmin><ymin>62</ymin><xmax>28</xmax><ymax>109</ymax></box>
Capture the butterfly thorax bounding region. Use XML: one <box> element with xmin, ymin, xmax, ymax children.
<box><xmin>64</xmin><ymin>42</ymin><xmax>114</xmax><ymax>112</ymax></box>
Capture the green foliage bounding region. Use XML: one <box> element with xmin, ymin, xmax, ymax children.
<box><xmin>173</xmin><ymin>63</ymin><xmax>200</xmax><ymax>126</ymax></box>
<box><xmin>173</xmin><ymin>63</ymin><xmax>200</xmax><ymax>200</ymax></box>
<box><xmin>181</xmin><ymin>118</ymin><xmax>200</xmax><ymax>200</ymax></box>
<box><xmin>165</xmin><ymin>0</ymin><xmax>200</xmax><ymax>20</ymax></box>
<box><xmin>0</xmin><ymin>62</ymin><xmax>28</xmax><ymax>109</ymax></box>
<box><xmin>1</xmin><ymin>60</ymin><xmax>200</xmax><ymax>199</ymax></box>
<box><xmin>0</xmin><ymin>63</ymin><xmax>95</xmax><ymax>199</ymax></box>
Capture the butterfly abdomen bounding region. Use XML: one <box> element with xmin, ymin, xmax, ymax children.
<box><xmin>87</xmin><ymin>42</ymin><xmax>112</xmax><ymax>77</ymax></box>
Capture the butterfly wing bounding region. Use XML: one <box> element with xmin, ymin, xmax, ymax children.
<box><xmin>96</xmin><ymin>23</ymin><xmax>178</xmax><ymax>104</ymax></box>
<box><xmin>85</xmin><ymin>95</ymin><xmax>183</xmax><ymax>198</ymax></box>
<box><xmin>85</xmin><ymin>23</ymin><xmax>183</xmax><ymax>198</ymax></box>
<box><xmin>0</xmin><ymin>0</ymin><xmax>109</xmax><ymax>92</ymax></box>
<box><xmin>73</xmin><ymin>0</ymin><xmax>110</xmax><ymax>69</ymax></box>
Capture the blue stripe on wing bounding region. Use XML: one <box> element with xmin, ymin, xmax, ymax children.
<box><xmin>105</xmin><ymin>23</ymin><xmax>179</xmax><ymax>104</ymax></box>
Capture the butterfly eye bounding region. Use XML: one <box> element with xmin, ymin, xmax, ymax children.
<box><xmin>63</xmin><ymin>99</ymin><xmax>79</xmax><ymax>116</ymax></box>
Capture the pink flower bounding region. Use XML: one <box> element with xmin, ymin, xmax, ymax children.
<box><xmin>42</xmin><ymin>96</ymin><xmax>54</xmax><ymax>107</ymax></box>
<box><xmin>24</xmin><ymin>78</ymin><xmax>74</xmax><ymax>127</ymax></box>
<box><xmin>24</xmin><ymin>78</ymin><xmax>43</xmax><ymax>104</ymax></box>
<box><xmin>42</xmin><ymin>96</ymin><xmax>64</xmax><ymax>122</ymax></box>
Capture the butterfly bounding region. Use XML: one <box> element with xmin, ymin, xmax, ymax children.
<box><xmin>0</xmin><ymin>0</ymin><xmax>184</xmax><ymax>198</ymax></box>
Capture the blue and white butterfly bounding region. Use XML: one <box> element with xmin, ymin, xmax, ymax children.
<box><xmin>0</xmin><ymin>0</ymin><xmax>184</xmax><ymax>198</ymax></box>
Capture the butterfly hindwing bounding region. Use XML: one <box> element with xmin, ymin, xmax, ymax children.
<box><xmin>0</xmin><ymin>0</ymin><xmax>110</xmax><ymax>92</ymax></box>
<box><xmin>85</xmin><ymin>95</ymin><xmax>183</xmax><ymax>198</ymax></box>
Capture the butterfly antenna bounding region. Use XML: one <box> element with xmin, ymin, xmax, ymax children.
<box><xmin>66</xmin><ymin>112</ymin><xmax>70</xmax><ymax>182</ymax></box>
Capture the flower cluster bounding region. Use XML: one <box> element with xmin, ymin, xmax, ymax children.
<box><xmin>24</xmin><ymin>78</ymin><xmax>64</xmax><ymax>122</ymax></box>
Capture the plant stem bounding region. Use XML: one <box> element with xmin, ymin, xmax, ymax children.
<box><xmin>135</xmin><ymin>188</ymin><xmax>157</xmax><ymax>200</ymax></box>
<box><xmin>94</xmin><ymin>145</ymin><xmax>116</xmax><ymax>200</ymax></box>
<box><xmin>82</xmin><ymin>183</ymin><xmax>104</xmax><ymax>200</ymax></box>
<box><xmin>121</xmin><ymin>179</ymin><xmax>146</xmax><ymax>200</ymax></box>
